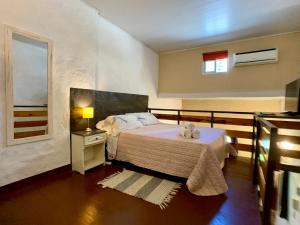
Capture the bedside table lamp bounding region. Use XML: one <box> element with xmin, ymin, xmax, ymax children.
<box><xmin>82</xmin><ymin>107</ymin><xmax>94</xmax><ymax>132</ymax></box>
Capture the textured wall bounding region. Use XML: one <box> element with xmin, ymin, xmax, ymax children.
<box><xmin>0</xmin><ymin>0</ymin><xmax>98</xmax><ymax>186</ymax></box>
<box><xmin>159</xmin><ymin>32</ymin><xmax>300</xmax><ymax>98</ymax></box>
<box><xmin>95</xmin><ymin>16</ymin><xmax>181</xmax><ymax>109</ymax></box>
<box><xmin>0</xmin><ymin>0</ymin><xmax>180</xmax><ymax>186</ymax></box>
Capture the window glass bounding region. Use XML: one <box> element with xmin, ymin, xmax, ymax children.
<box><xmin>216</xmin><ymin>58</ymin><xmax>228</xmax><ymax>73</ymax></box>
<box><xmin>205</xmin><ymin>60</ymin><xmax>215</xmax><ymax>73</ymax></box>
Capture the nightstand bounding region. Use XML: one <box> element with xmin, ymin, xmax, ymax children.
<box><xmin>71</xmin><ymin>130</ymin><xmax>106</xmax><ymax>174</ymax></box>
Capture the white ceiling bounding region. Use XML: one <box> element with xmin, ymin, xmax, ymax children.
<box><xmin>84</xmin><ymin>0</ymin><xmax>300</xmax><ymax>52</ymax></box>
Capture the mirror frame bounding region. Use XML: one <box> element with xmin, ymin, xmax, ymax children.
<box><xmin>5</xmin><ymin>25</ymin><xmax>53</xmax><ymax>145</ymax></box>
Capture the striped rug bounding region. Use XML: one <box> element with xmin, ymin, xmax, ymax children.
<box><xmin>97</xmin><ymin>169</ymin><xmax>181</xmax><ymax>209</ymax></box>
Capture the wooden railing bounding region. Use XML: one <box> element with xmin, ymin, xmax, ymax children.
<box><xmin>148</xmin><ymin>108</ymin><xmax>300</xmax><ymax>225</ymax></box>
<box><xmin>148</xmin><ymin>108</ymin><xmax>255</xmax><ymax>155</ymax></box>
<box><xmin>253</xmin><ymin>113</ymin><xmax>300</xmax><ymax>225</ymax></box>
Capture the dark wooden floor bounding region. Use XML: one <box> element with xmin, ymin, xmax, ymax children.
<box><xmin>0</xmin><ymin>157</ymin><xmax>261</xmax><ymax>225</ymax></box>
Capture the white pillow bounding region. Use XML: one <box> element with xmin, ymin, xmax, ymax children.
<box><xmin>96</xmin><ymin>119</ymin><xmax>112</xmax><ymax>134</ymax></box>
<box><xmin>112</xmin><ymin>114</ymin><xmax>143</xmax><ymax>132</ymax></box>
<box><xmin>96</xmin><ymin>114</ymin><xmax>124</xmax><ymax>128</ymax></box>
<box><xmin>104</xmin><ymin>115</ymin><xmax>117</xmax><ymax>124</ymax></box>
<box><xmin>127</xmin><ymin>112</ymin><xmax>160</xmax><ymax>126</ymax></box>
<box><xmin>96</xmin><ymin>114</ymin><xmax>143</xmax><ymax>136</ymax></box>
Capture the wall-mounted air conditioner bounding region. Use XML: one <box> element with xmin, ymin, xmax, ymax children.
<box><xmin>233</xmin><ymin>48</ymin><xmax>279</xmax><ymax>66</ymax></box>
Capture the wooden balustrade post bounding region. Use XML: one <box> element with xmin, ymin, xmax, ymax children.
<box><xmin>251</xmin><ymin>114</ymin><xmax>256</xmax><ymax>160</ymax></box>
<box><xmin>263</xmin><ymin>126</ymin><xmax>279</xmax><ymax>225</ymax></box>
<box><xmin>253</xmin><ymin>118</ymin><xmax>260</xmax><ymax>185</ymax></box>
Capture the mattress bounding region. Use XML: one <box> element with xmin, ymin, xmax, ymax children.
<box><xmin>113</xmin><ymin>123</ymin><xmax>231</xmax><ymax>196</ymax></box>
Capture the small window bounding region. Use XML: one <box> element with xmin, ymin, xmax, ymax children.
<box><xmin>203</xmin><ymin>50</ymin><xmax>228</xmax><ymax>74</ymax></box>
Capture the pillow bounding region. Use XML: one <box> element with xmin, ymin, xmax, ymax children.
<box><xmin>112</xmin><ymin>114</ymin><xmax>143</xmax><ymax>132</ymax></box>
<box><xmin>96</xmin><ymin>114</ymin><xmax>143</xmax><ymax>136</ymax></box>
<box><xmin>95</xmin><ymin>119</ymin><xmax>112</xmax><ymax>134</ymax></box>
<box><xmin>126</xmin><ymin>112</ymin><xmax>160</xmax><ymax>126</ymax></box>
<box><xmin>96</xmin><ymin>114</ymin><xmax>125</xmax><ymax>130</ymax></box>
<box><xmin>104</xmin><ymin>115</ymin><xmax>117</xmax><ymax>124</ymax></box>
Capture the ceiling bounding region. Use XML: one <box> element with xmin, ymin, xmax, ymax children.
<box><xmin>84</xmin><ymin>0</ymin><xmax>300</xmax><ymax>52</ymax></box>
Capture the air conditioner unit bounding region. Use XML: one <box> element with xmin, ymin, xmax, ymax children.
<box><xmin>233</xmin><ymin>48</ymin><xmax>279</xmax><ymax>66</ymax></box>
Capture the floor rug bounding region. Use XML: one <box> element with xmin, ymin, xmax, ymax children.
<box><xmin>97</xmin><ymin>169</ymin><xmax>181</xmax><ymax>209</ymax></box>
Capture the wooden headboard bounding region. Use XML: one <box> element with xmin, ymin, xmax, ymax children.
<box><xmin>70</xmin><ymin>88</ymin><xmax>149</xmax><ymax>132</ymax></box>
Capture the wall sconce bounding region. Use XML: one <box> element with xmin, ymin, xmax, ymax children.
<box><xmin>82</xmin><ymin>107</ymin><xmax>94</xmax><ymax>132</ymax></box>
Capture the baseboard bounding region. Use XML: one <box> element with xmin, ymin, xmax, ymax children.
<box><xmin>0</xmin><ymin>164</ymin><xmax>71</xmax><ymax>193</ymax></box>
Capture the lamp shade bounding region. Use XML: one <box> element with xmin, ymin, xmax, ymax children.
<box><xmin>82</xmin><ymin>107</ymin><xmax>94</xmax><ymax>119</ymax></box>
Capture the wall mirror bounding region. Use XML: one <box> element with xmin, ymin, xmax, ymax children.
<box><xmin>5</xmin><ymin>25</ymin><xmax>53</xmax><ymax>145</ymax></box>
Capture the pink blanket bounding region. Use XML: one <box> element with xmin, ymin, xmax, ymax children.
<box><xmin>114</xmin><ymin>123</ymin><xmax>231</xmax><ymax>196</ymax></box>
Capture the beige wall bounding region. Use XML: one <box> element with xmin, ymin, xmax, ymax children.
<box><xmin>182</xmin><ymin>98</ymin><xmax>284</xmax><ymax>112</ymax></box>
<box><xmin>159</xmin><ymin>32</ymin><xmax>300</xmax><ymax>98</ymax></box>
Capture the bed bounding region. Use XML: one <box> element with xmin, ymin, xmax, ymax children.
<box><xmin>70</xmin><ymin>89</ymin><xmax>234</xmax><ymax>196</ymax></box>
<box><xmin>104</xmin><ymin>121</ymin><xmax>233</xmax><ymax>196</ymax></box>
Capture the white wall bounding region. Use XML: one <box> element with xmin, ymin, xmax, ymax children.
<box><xmin>95</xmin><ymin>16</ymin><xmax>181</xmax><ymax>109</ymax></box>
<box><xmin>0</xmin><ymin>0</ymin><xmax>180</xmax><ymax>186</ymax></box>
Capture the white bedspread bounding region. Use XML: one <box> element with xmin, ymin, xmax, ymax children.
<box><xmin>106</xmin><ymin>123</ymin><xmax>234</xmax><ymax>196</ymax></box>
